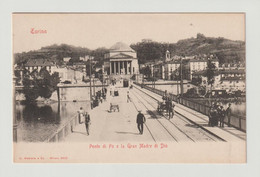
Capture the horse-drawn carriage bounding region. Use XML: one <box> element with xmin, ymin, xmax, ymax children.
<box><xmin>110</xmin><ymin>95</ymin><xmax>120</xmax><ymax>112</ymax></box>
<box><xmin>157</xmin><ymin>101</ymin><xmax>168</xmax><ymax>112</ymax></box>
<box><xmin>110</xmin><ymin>103</ymin><xmax>119</xmax><ymax>112</ymax></box>
<box><xmin>157</xmin><ymin>93</ymin><xmax>175</xmax><ymax>118</ymax></box>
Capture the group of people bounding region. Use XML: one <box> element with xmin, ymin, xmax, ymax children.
<box><xmin>208</xmin><ymin>103</ymin><xmax>232</xmax><ymax>127</ymax></box>
<box><xmin>91</xmin><ymin>88</ymin><xmax>107</xmax><ymax>108</ymax></box>
<box><xmin>78</xmin><ymin>107</ymin><xmax>91</xmax><ymax>135</ymax></box>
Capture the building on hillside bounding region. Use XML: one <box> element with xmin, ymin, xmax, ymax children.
<box><xmin>103</xmin><ymin>42</ymin><xmax>139</xmax><ymax>80</ymax></box>
<box><xmin>189</xmin><ymin>59</ymin><xmax>207</xmax><ymax>80</ymax></box>
<box><xmin>189</xmin><ymin>58</ymin><xmax>219</xmax><ymax>80</ymax></box>
<box><xmin>219</xmin><ymin>63</ymin><xmax>245</xmax><ymax>70</ymax></box>
<box><xmin>153</xmin><ymin>61</ymin><xmax>165</xmax><ymax>79</ymax></box>
<box><xmin>164</xmin><ymin>60</ymin><xmax>181</xmax><ymax>80</ymax></box>
<box><xmin>192</xmin><ymin>69</ymin><xmax>245</xmax><ymax>93</ymax></box>
<box><xmin>24</xmin><ymin>58</ymin><xmax>56</xmax><ymax>73</ymax></box>
<box><xmin>16</xmin><ymin>58</ymin><xmax>87</xmax><ymax>84</ymax></box>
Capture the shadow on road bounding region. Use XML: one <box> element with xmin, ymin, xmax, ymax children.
<box><xmin>115</xmin><ymin>131</ymin><xmax>140</xmax><ymax>135</ymax></box>
<box><xmin>185</xmin><ymin>124</ymin><xmax>199</xmax><ymax>128</ymax></box>
<box><xmin>146</xmin><ymin>110</ymin><xmax>161</xmax><ymax>119</ymax></box>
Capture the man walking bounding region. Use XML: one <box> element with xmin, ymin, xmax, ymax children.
<box><xmin>84</xmin><ymin>112</ymin><xmax>91</xmax><ymax>135</ymax></box>
<box><xmin>136</xmin><ymin>110</ymin><xmax>146</xmax><ymax>135</ymax></box>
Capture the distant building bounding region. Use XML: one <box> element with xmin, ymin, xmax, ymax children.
<box><xmin>189</xmin><ymin>58</ymin><xmax>219</xmax><ymax>80</ymax></box>
<box><xmin>16</xmin><ymin>58</ymin><xmax>86</xmax><ymax>84</ymax></box>
<box><xmin>164</xmin><ymin>60</ymin><xmax>181</xmax><ymax>80</ymax></box>
<box><xmin>104</xmin><ymin>42</ymin><xmax>139</xmax><ymax>79</ymax></box>
<box><xmin>189</xmin><ymin>59</ymin><xmax>207</xmax><ymax>80</ymax></box>
<box><xmin>219</xmin><ymin>63</ymin><xmax>245</xmax><ymax>70</ymax></box>
<box><xmin>153</xmin><ymin>61</ymin><xmax>164</xmax><ymax>79</ymax></box>
<box><xmin>192</xmin><ymin>69</ymin><xmax>245</xmax><ymax>92</ymax></box>
<box><xmin>24</xmin><ymin>58</ymin><xmax>56</xmax><ymax>73</ymax></box>
<box><xmin>63</xmin><ymin>57</ymin><xmax>71</xmax><ymax>63</ymax></box>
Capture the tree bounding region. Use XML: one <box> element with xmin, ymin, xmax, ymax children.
<box><xmin>183</xmin><ymin>87</ymin><xmax>199</xmax><ymax>98</ymax></box>
<box><xmin>140</xmin><ymin>66</ymin><xmax>152</xmax><ymax>78</ymax></box>
<box><xmin>22</xmin><ymin>67</ymin><xmax>60</xmax><ymax>102</ymax></box>
<box><xmin>203</xmin><ymin>59</ymin><xmax>216</xmax><ymax>104</ymax></box>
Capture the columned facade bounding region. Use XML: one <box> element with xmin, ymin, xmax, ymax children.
<box><xmin>109</xmin><ymin>60</ymin><xmax>135</xmax><ymax>75</ymax></box>
<box><xmin>104</xmin><ymin>42</ymin><xmax>139</xmax><ymax>78</ymax></box>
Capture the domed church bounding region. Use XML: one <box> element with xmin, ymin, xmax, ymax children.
<box><xmin>104</xmin><ymin>42</ymin><xmax>139</xmax><ymax>79</ymax></box>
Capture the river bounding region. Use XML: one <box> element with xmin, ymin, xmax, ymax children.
<box><xmin>16</xmin><ymin>101</ymin><xmax>91</xmax><ymax>142</ymax></box>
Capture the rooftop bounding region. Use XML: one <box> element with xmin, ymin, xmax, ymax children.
<box><xmin>24</xmin><ymin>59</ymin><xmax>55</xmax><ymax>67</ymax></box>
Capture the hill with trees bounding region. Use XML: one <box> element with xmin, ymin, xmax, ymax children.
<box><xmin>14</xmin><ymin>33</ymin><xmax>245</xmax><ymax>66</ymax></box>
<box><xmin>14</xmin><ymin>44</ymin><xmax>108</xmax><ymax>67</ymax></box>
<box><xmin>130</xmin><ymin>33</ymin><xmax>245</xmax><ymax>64</ymax></box>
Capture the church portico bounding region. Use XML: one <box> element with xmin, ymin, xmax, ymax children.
<box><xmin>110</xmin><ymin>60</ymin><xmax>134</xmax><ymax>75</ymax></box>
<box><xmin>104</xmin><ymin>42</ymin><xmax>139</xmax><ymax>79</ymax></box>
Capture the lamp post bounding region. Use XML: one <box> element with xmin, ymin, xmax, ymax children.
<box><xmin>13</xmin><ymin>75</ymin><xmax>18</xmax><ymax>142</ymax></box>
<box><xmin>89</xmin><ymin>56</ymin><xmax>93</xmax><ymax>109</ymax></box>
<box><xmin>153</xmin><ymin>65</ymin><xmax>155</xmax><ymax>88</ymax></box>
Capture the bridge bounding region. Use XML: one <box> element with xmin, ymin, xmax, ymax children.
<box><xmin>47</xmin><ymin>82</ymin><xmax>246</xmax><ymax>143</ymax></box>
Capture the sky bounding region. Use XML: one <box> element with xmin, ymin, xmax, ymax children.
<box><xmin>12</xmin><ymin>13</ymin><xmax>245</xmax><ymax>53</ymax></box>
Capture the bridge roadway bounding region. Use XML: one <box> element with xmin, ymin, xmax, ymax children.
<box><xmin>63</xmin><ymin>83</ymin><xmax>246</xmax><ymax>143</ymax></box>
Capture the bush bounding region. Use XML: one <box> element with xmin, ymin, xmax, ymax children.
<box><xmin>183</xmin><ymin>87</ymin><xmax>200</xmax><ymax>98</ymax></box>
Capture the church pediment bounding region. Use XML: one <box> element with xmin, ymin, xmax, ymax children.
<box><xmin>110</xmin><ymin>53</ymin><xmax>133</xmax><ymax>59</ymax></box>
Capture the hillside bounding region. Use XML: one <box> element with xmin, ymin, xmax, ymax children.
<box><xmin>173</xmin><ymin>33</ymin><xmax>245</xmax><ymax>63</ymax></box>
<box><xmin>14</xmin><ymin>44</ymin><xmax>108</xmax><ymax>67</ymax></box>
<box><xmin>14</xmin><ymin>33</ymin><xmax>245</xmax><ymax>66</ymax></box>
<box><xmin>131</xmin><ymin>33</ymin><xmax>245</xmax><ymax>64</ymax></box>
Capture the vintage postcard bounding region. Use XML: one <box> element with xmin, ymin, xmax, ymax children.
<box><xmin>13</xmin><ymin>13</ymin><xmax>246</xmax><ymax>163</ymax></box>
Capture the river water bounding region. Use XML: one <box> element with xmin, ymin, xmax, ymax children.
<box><xmin>16</xmin><ymin>101</ymin><xmax>91</xmax><ymax>142</ymax></box>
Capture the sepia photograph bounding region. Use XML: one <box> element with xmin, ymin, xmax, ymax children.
<box><xmin>12</xmin><ymin>13</ymin><xmax>246</xmax><ymax>163</ymax></box>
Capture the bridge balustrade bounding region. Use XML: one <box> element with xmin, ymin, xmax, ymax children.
<box><xmin>134</xmin><ymin>82</ymin><xmax>246</xmax><ymax>132</ymax></box>
<box><xmin>46</xmin><ymin>113</ymin><xmax>79</xmax><ymax>142</ymax></box>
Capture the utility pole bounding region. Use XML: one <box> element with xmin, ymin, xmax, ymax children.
<box><xmin>153</xmin><ymin>64</ymin><xmax>155</xmax><ymax>88</ymax></box>
<box><xmin>180</xmin><ymin>57</ymin><xmax>184</xmax><ymax>96</ymax></box>
<box><xmin>93</xmin><ymin>75</ymin><xmax>95</xmax><ymax>96</ymax></box>
<box><xmin>176</xmin><ymin>69</ymin><xmax>179</xmax><ymax>95</ymax></box>
<box><xmin>89</xmin><ymin>56</ymin><xmax>92</xmax><ymax>109</ymax></box>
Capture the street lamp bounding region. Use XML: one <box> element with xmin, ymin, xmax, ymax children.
<box><xmin>89</xmin><ymin>56</ymin><xmax>93</xmax><ymax>109</ymax></box>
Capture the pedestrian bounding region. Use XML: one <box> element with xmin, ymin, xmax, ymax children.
<box><xmin>163</xmin><ymin>90</ymin><xmax>168</xmax><ymax>100</ymax></box>
<box><xmin>219</xmin><ymin>106</ymin><xmax>225</xmax><ymax>127</ymax></box>
<box><xmin>136</xmin><ymin>110</ymin><xmax>146</xmax><ymax>134</ymax></box>
<box><xmin>84</xmin><ymin>112</ymin><xmax>91</xmax><ymax>135</ymax></box>
<box><xmin>208</xmin><ymin>106</ymin><xmax>214</xmax><ymax>127</ymax></box>
<box><xmin>216</xmin><ymin>104</ymin><xmax>222</xmax><ymax>127</ymax></box>
<box><xmin>177</xmin><ymin>95</ymin><xmax>180</xmax><ymax>104</ymax></box>
<box><xmin>78</xmin><ymin>107</ymin><xmax>85</xmax><ymax>124</ymax></box>
<box><xmin>226</xmin><ymin>103</ymin><xmax>232</xmax><ymax>127</ymax></box>
<box><xmin>127</xmin><ymin>90</ymin><xmax>131</xmax><ymax>103</ymax></box>
<box><xmin>168</xmin><ymin>99</ymin><xmax>175</xmax><ymax>119</ymax></box>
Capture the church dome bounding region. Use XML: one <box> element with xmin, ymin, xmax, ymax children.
<box><xmin>109</xmin><ymin>42</ymin><xmax>134</xmax><ymax>52</ymax></box>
